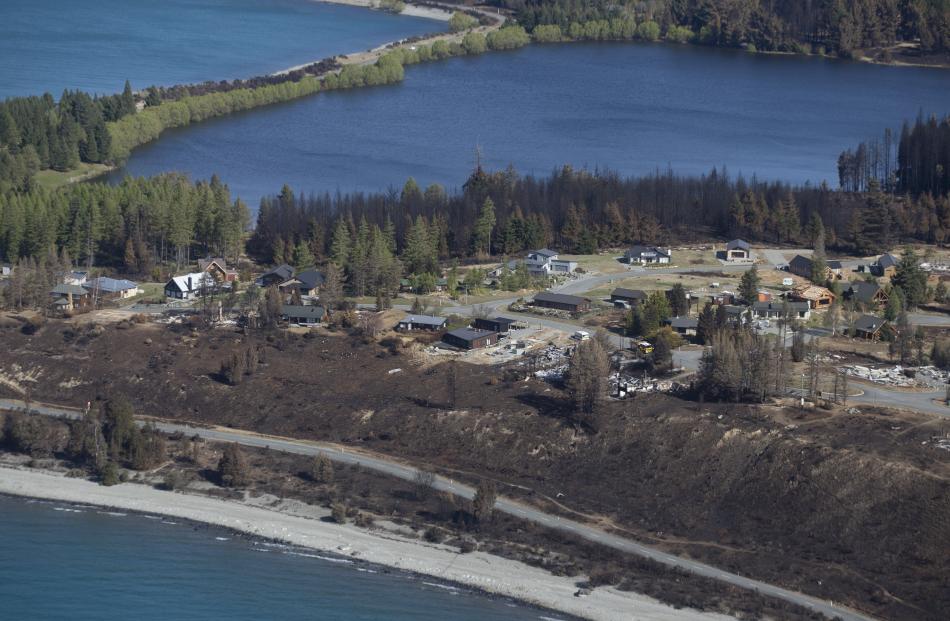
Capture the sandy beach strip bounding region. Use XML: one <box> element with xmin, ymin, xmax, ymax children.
<box><xmin>0</xmin><ymin>466</ymin><xmax>731</xmax><ymax>621</ymax></box>
<box><xmin>314</xmin><ymin>0</ymin><xmax>453</xmax><ymax>21</ymax></box>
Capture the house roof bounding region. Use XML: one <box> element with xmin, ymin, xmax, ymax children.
<box><xmin>611</xmin><ymin>287</ymin><xmax>648</xmax><ymax>300</ymax></box>
<box><xmin>827</xmin><ymin>260</ymin><xmax>843</xmax><ymax>270</ymax></box>
<box><xmin>789</xmin><ymin>254</ymin><xmax>813</xmax><ymax>271</ymax></box>
<box><xmin>478</xmin><ymin>316</ymin><xmax>517</xmax><ymax>328</ymax></box>
<box><xmin>877</xmin><ymin>253</ymin><xmax>898</xmax><ymax>268</ymax></box>
<box><xmin>722</xmin><ymin>304</ymin><xmax>747</xmax><ymax>316</ymax></box>
<box><xmin>791</xmin><ymin>283</ymin><xmax>834</xmax><ymax>301</ymax></box>
<box><xmin>85</xmin><ymin>277</ymin><xmax>138</xmax><ymax>293</ymax></box>
<box><xmin>198</xmin><ymin>256</ymin><xmax>227</xmax><ymax>271</ymax></box>
<box><xmin>854</xmin><ymin>314</ymin><xmax>887</xmax><ymax>333</ymax></box>
<box><xmin>444</xmin><ymin>328</ymin><xmax>494</xmax><ymax>343</ymax></box>
<box><xmin>626</xmin><ymin>245</ymin><xmax>670</xmax><ymax>258</ymax></box>
<box><xmin>753</xmin><ymin>301</ymin><xmax>810</xmax><ymax>313</ymax></box>
<box><xmin>533</xmin><ymin>291</ymin><xmax>589</xmax><ymax>306</ymax></box>
<box><xmin>68</xmin><ymin>270</ymin><xmax>88</xmax><ymax>279</ymax></box>
<box><xmin>399</xmin><ymin>314</ymin><xmax>446</xmax><ymax>327</ymax></box>
<box><xmin>281</xmin><ymin>304</ymin><xmax>326</xmax><ymax>320</ymax></box>
<box><xmin>166</xmin><ymin>272</ymin><xmax>213</xmax><ymax>293</ymax></box>
<box><xmin>262</xmin><ymin>264</ymin><xmax>294</xmax><ymax>281</ymax></box>
<box><xmin>532</xmin><ymin>248</ymin><xmax>558</xmax><ymax>258</ymax></box>
<box><xmin>665</xmin><ymin>316</ymin><xmax>698</xmax><ymax>329</ymax></box>
<box><xmin>727</xmin><ymin>239</ymin><xmax>750</xmax><ymax>251</ymax></box>
<box><xmin>296</xmin><ymin>269</ymin><xmax>325</xmax><ymax>290</ymax></box>
<box><xmin>50</xmin><ymin>284</ymin><xmax>88</xmax><ymax>296</ymax></box>
<box><xmin>848</xmin><ymin>281</ymin><xmax>885</xmax><ymax>303</ymax></box>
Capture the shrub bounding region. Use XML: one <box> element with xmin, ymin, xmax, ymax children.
<box><xmin>331</xmin><ymin>503</ymin><xmax>348</xmax><ymax>524</ymax></box>
<box><xmin>461</xmin><ymin>32</ymin><xmax>488</xmax><ymax>55</ymax></box>
<box><xmin>217</xmin><ymin>443</ymin><xmax>249</xmax><ymax>487</ymax></box>
<box><xmin>637</xmin><ymin>21</ymin><xmax>661</xmax><ymax>41</ymax></box>
<box><xmin>424</xmin><ymin>527</ymin><xmax>444</xmax><ymax>543</ymax></box>
<box><xmin>487</xmin><ymin>26</ymin><xmax>530</xmax><ymax>51</ymax></box>
<box><xmin>666</xmin><ymin>25</ymin><xmax>694</xmax><ymax>44</ymax></box>
<box><xmin>532</xmin><ymin>24</ymin><xmax>563</xmax><ymax>43</ymax></box>
<box><xmin>448</xmin><ymin>11</ymin><xmax>478</xmax><ymax>33</ymax></box>
<box><xmin>99</xmin><ymin>462</ymin><xmax>120</xmax><ymax>486</ymax></box>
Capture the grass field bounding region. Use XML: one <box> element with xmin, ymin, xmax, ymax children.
<box><xmin>34</xmin><ymin>163</ymin><xmax>113</xmax><ymax>190</ymax></box>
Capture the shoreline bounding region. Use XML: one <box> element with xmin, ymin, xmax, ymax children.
<box><xmin>314</xmin><ymin>0</ymin><xmax>453</xmax><ymax>22</ymax></box>
<box><xmin>0</xmin><ymin>465</ymin><xmax>729</xmax><ymax>621</ymax></box>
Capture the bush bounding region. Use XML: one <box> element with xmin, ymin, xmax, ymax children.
<box><xmin>666</xmin><ymin>25</ymin><xmax>694</xmax><ymax>44</ymax></box>
<box><xmin>532</xmin><ymin>24</ymin><xmax>563</xmax><ymax>43</ymax></box>
<box><xmin>217</xmin><ymin>443</ymin><xmax>249</xmax><ymax>487</ymax></box>
<box><xmin>448</xmin><ymin>11</ymin><xmax>478</xmax><ymax>33</ymax></box>
<box><xmin>331</xmin><ymin>503</ymin><xmax>348</xmax><ymax>524</ymax></box>
<box><xmin>458</xmin><ymin>540</ymin><xmax>476</xmax><ymax>553</ymax></box>
<box><xmin>637</xmin><ymin>21</ymin><xmax>661</xmax><ymax>42</ymax></box>
<box><xmin>99</xmin><ymin>462</ymin><xmax>120</xmax><ymax>486</ymax></box>
<box><xmin>461</xmin><ymin>32</ymin><xmax>488</xmax><ymax>55</ymax></box>
<box><xmin>487</xmin><ymin>26</ymin><xmax>530</xmax><ymax>51</ymax></box>
<box><xmin>424</xmin><ymin>527</ymin><xmax>444</xmax><ymax>543</ymax></box>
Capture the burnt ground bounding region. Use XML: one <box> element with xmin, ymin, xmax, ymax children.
<box><xmin>2</xmin><ymin>317</ymin><xmax>949</xmax><ymax>620</ymax></box>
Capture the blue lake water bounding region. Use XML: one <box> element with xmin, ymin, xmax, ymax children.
<box><xmin>0</xmin><ymin>0</ymin><xmax>437</xmax><ymax>99</ymax></box>
<box><xmin>109</xmin><ymin>41</ymin><xmax>950</xmax><ymax>206</ymax></box>
<box><xmin>0</xmin><ymin>494</ymin><xmax>559</xmax><ymax>621</ymax></box>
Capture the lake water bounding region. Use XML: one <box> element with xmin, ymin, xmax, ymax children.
<box><xmin>0</xmin><ymin>495</ymin><xmax>558</xmax><ymax>621</ymax></box>
<box><xmin>110</xmin><ymin>42</ymin><xmax>950</xmax><ymax>206</ymax></box>
<box><xmin>0</xmin><ymin>0</ymin><xmax>437</xmax><ymax>99</ymax></box>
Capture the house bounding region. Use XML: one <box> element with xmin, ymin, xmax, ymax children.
<box><xmin>724</xmin><ymin>239</ymin><xmax>751</xmax><ymax>261</ymax></box>
<box><xmin>790</xmin><ymin>283</ymin><xmax>835</xmax><ymax>309</ymax></box>
<box><xmin>624</xmin><ymin>245</ymin><xmax>671</xmax><ymax>265</ymax></box>
<box><xmin>50</xmin><ymin>283</ymin><xmax>92</xmax><ymax>312</ymax></box>
<box><xmin>257</xmin><ymin>264</ymin><xmax>294</xmax><ymax>287</ymax></box>
<box><xmin>278</xmin><ymin>269</ymin><xmax>325</xmax><ymax>297</ymax></box>
<box><xmin>663</xmin><ymin>316</ymin><xmax>698</xmax><ymax>336</ymax></box>
<box><xmin>280</xmin><ymin>304</ymin><xmax>326</xmax><ymax>325</ymax></box>
<box><xmin>756</xmin><ymin>290</ymin><xmax>773</xmax><ymax>303</ymax></box>
<box><xmin>531</xmin><ymin>291</ymin><xmax>591</xmax><ymax>313</ymax></box>
<box><xmin>164</xmin><ymin>272</ymin><xmax>215</xmax><ymax>300</ymax></box>
<box><xmin>0</xmin><ymin>264</ymin><xmax>11</xmax><ymax>278</ymax></box>
<box><xmin>442</xmin><ymin>328</ymin><xmax>498</xmax><ymax>350</ymax></box>
<box><xmin>871</xmin><ymin>253</ymin><xmax>898</xmax><ymax>278</ymax></box>
<box><xmin>752</xmin><ymin>301</ymin><xmax>811</xmax><ymax>320</ymax></box>
<box><xmin>844</xmin><ymin>281</ymin><xmax>888</xmax><ymax>308</ymax></box>
<box><xmin>199</xmin><ymin>257</ymin><xmax>238</xmax><ymax>283</ymax></box>
<box><xmin>721</xmin><ymin>304</ymin><xmax>750</xmax><ymax>325</ymax></box>
<box><xmin>852</xmin><ymin>314</ymin><xmax>888</xmax><ymax>340</ymax></box>
<box><xmin>396</xmin><ymin>314</ymin><xmax>447</xmax><ymax>331</ymax></box>
<box><xmin>63</xmin><ymin>270</ymin><xmax>88</xmax><ymax>286</ymax></box>
<box><xmin>827</xmin><ymin>260</ymin><xmax>843</xmax><ymax>278</ymax></box>
<box><xmin>84</xmin><ymin>277</ymin><xmax>140</xmax><ymax>300</ymax></box>
<box><xmin>473</xmin><ymin>316</ymin><xmax>518</xmax><ymax>333</ymax></box>
<box><xmin>514</xmin><ymin>249</ymin><xmax>578</xmax><ymax>276</ymax></box>
<box><xmin>610</xmin><ymin>288</ymin><xmax>648</xmax><ymax>307</ymax></box>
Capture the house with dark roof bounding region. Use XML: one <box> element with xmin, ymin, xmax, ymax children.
<box><xmin>852</xmin><ymin>315</ymin><xmax>888</xmax><ymax>340</ymax></box>
<box><xmin>752</xmin><ymin>301</ymin><xmax>811</xmax><ymax>320</ymax></box>
<box><xmin>624</xmin><ymin>245</ymin><xmax>671</xmax><ymax>265</ymax></box>
<box><xmin>473</xmin><ymin>317</ymin><xmax>518</xmax><ymax>333</ymax></box>
<box><xmin>531</xmin><ymin>291</ymin><xmax>591</xmax><ymax>313</ymax></box>
<box><xmin>396</xmin><ymin>314</ymin><xmax>447</xmax><ymax>331</ymax></box>
<box><xmin>257</xmin><ymin>264</ymin><xmax>295</xmax><ymax>287</ymax></box>
<box><xmin>871</xmin><ymin>253</ymin><xmax>898</xmax><ymax>278</ymax></box>
<box><xmin>723</xmin><ymin>239</ymin><xmax>751</xmax><ymax>261</ymax></box>
<box><xmin>280</xmin><ymin>304</ymin><xmax>326</xmax><ymax>325</ymax></box>
<box><xmin>278</xmin><ymin>269</ymin><xmax>325</xmax><ymax>297</ymax></box>
<box><xmin>610</xmin><ymin>288</ymin><xmax>648</xmax><ymax>307</ymax></box>
<box><xmin>844</xmin><ymin>281</ymin><xmax>888</xmax><ymax>308</ymax></box>
<box><xmin>827</xmin><ymin>260</ymin><xmax>843</xmax><ymax>277</ymax></box>
<box><xmin>663</xmin><ymin>316</ymin><xmax>698</xmax><ymax>336</ymax></box>
<box><xmin>84</xmin><ymin>277</ymin><xmax>140</xmax><ymax>300</ymax></box>
<box><xmin>721</xmin><ymin>304</ymin><xmax>750</xmax><ymax>324</ymax></box>
<box><xmin>50</xmin><ymin>283</ymin><xmax>92</xmax><ymax>312</ymax></box>
<box><xmin>442</xmin><ymin>328</ymin><xmax>498</xmax><ymax>350</ymax></box>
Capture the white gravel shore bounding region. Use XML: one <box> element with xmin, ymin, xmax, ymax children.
<box><xmin>315</xmin><ymin>0</ymin><xmax>453</xmax><ymax>21</ymax></box>
<box><xmin>0</xmin><ymin>466</ymin><xmax>731</xmax><ymax>621</ymax></box>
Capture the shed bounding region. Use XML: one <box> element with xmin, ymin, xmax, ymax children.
<box><xmin>532</xmin><ymin>291</ymin><xmax>591</xmax><ymax>313</ymax></box>
<box><xmin>397</xmin><ymin>314</ymin><xmax>447</xmax><ymax>331</ymax></box>
<box><xmin>442</xmin><ymin>328</ymin><xmax>498</xmax><ymax>350</ymax></box>
<box><xmin>473</xmin><ymin>317</ymin><xmax>518</xmax><ymax>333</ymax></box>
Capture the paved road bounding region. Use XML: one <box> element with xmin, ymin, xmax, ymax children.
<box><xmin>0</xmin><ymin>397</ymin><xmax>875</xmax><ymax>621</ymax></box>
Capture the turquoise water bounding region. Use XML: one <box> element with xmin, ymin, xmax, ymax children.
<box><xmin>110</xmin><ymin>42</ymin><xmax>950</xmax><ymax>205</ymax></box>
<box><xmin>0</xmin><ymin>0</ymin><xmax>437</xmax><ymax>99</ymax></box>
<box><xmin>0</xmin><ymin>494</ymin><xmax>562</xmax><ymax>620</ymax></box>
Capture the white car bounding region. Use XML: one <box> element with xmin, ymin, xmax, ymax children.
<box><xmin>572</xmin><ymin>330</ymin><xmax>590</xmax><ymax>341</ymax></box>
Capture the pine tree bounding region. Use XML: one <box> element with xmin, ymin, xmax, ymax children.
<box><xmin>739</xmin><ymin>265</ymin><xmax>761</xmax><ymax>303</ymax></box>
<box><xmin>330</xmin><ymin>218</ymin><xmax>351</xmax><ymax>268</ymax></box>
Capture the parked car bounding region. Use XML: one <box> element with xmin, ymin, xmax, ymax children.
<box><xmin>572</xmin><ymin>330</ymin><xmax>590</xmax><ymax>341</ymax></box>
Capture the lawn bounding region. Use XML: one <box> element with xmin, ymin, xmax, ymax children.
<box><xmin>34</xmin><ymin>163</ymin><xmax>113</xmax><ymax>190</ymax></box>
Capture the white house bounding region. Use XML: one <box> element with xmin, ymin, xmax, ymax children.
<box><xmin>496</xmin><ymin>249</ymin><xmax>578</xmax><ymax>278</ymax></box>
<box><xmin>624</xmin><ymin>245</ymin><xmax>671</xmax><ymax>265</ymax></box>
<box><xmin>164</xmin><ymin>272</ymin><xmax>215</xmax><ymax>300</ymax></box>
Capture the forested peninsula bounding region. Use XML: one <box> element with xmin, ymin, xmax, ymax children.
<box><xmin>1</xmin><ymin>0</ymin><xmax>948</xmax><ymax>193</ymax></box>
